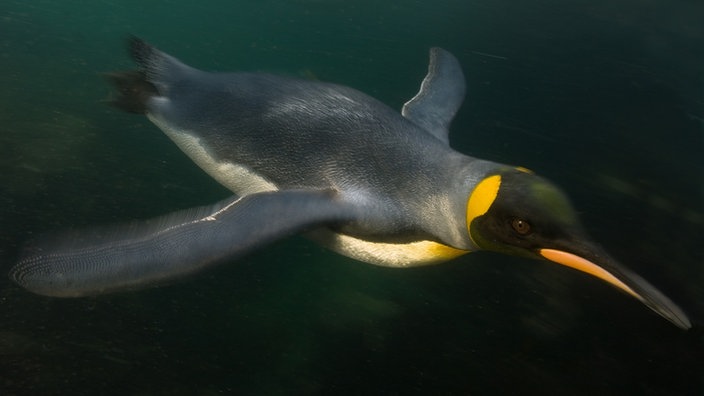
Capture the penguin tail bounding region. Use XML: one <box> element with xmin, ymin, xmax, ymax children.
<box><xmin>105</xmin><ymin>36</ymin><xmax>194</xmax><ymax>114</ymax></box>
<box><xmin>104</xmin><ymin>70</ymin><xmax>156</xmax><ymax>114</ymax></box>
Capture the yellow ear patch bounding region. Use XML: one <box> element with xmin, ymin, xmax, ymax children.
<box><xmin>466</xmin><ymin>175</ymin><xmax>502</xmax><ymax>242</ymax></box>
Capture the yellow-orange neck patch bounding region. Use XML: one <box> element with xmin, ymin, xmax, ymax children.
<box><xmin>466</xmin><ymin>175</ymin><xmax>501</xmax><ymax>244</ymax></box>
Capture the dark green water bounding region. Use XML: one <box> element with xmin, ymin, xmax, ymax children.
<box><xmin>1</xmin><ymin>1</ymin><xmax>703</xmax><ymax>395</ymax></box>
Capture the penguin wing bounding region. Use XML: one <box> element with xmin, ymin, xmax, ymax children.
<box><xmin>401</xmin><ymin>47</ymin><xmax>466</xmax><ymax>145</ymax></box>
<box><xmin>10</xmin><ymin>189</ymin><xmax>354</xmax><ymax>297</ymax></box>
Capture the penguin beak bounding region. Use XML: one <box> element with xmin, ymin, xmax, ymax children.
<box><xmin>538</xmin><ymin>245</ymin><xmax>691</xmax><ymax>330</ymax></box>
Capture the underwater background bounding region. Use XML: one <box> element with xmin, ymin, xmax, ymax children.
<box><xmin>1</xmin><ymin>0</ymin><xmax>702</xmax><ymax>395</ymax></box>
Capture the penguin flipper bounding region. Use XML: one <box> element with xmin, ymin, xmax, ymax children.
<box><xmin>10</xmin><ymin>190</ymin><xmax>353</xmax><ymax>297</ymax></box>
<box><xmin>401</xmin><ymin>47</ymin><xmax>466</xmax><ymax>145</ymax></box>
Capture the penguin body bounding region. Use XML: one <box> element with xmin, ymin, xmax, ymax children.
<box><xmin>127</xmin><ymin>41</ymin><xmax>497</xmax><ymax>266</ymax></box>
<box><xmin>9</xmin><ymin>39</ymin><xmax>691</xmax><ymax>329</ymax></box>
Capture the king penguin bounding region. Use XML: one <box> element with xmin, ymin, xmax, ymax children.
<box><xmin>9</xmin><ymin>38</ymin><xmax>691</xmax><ymax>330</ymax></box>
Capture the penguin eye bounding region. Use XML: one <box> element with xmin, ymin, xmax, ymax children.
<box><xmin>511</xmin><ymin>218</ymin><xmax>532</xmax><ymax>235</ymax></box>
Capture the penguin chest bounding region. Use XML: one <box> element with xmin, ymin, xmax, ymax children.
<box><xmin>309</xmin><ymin>229</ymin><xmax>468</xmax><ymax>268</ymax></box>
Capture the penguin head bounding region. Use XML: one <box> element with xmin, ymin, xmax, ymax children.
<box><xmin>465</xmin><ymin>168</ymin><xmax>691</xmax><ymax>329</ymax></box>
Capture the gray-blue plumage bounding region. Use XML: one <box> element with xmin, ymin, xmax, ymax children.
<box><xmin>9</xmin><ymin>38</ymin><xmax>691</xmax><ymax>330</ymax></box>
<box><xmin>124</xmin><ymin>39</ymin><xmax>499</xmax><ymax>257</ymax></box>
<box><xmin>12</xmin><ymin>38</ymin><xmax>488</xmax><ymax>296</ymax></box>
<box><xmin>11</xmin><ymin>190</ymin><xmax>351</xmax><ymax>296</ymax></box>
<box><xmin>137</xmin><ymin>42</ymin><xmax>482</xmax><ymax>242</ymax></box>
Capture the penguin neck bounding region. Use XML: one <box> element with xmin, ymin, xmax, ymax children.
<box><xmin>422</xmin><ymin>153</ymin><xmax>506</xmax><ymax>251</ymax></box>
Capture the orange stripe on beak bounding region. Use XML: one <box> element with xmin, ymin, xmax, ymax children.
<box><xmin>539</xmin><ymin>248</ymin><xmax>640</xmax><ymax>300</ymax></box>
